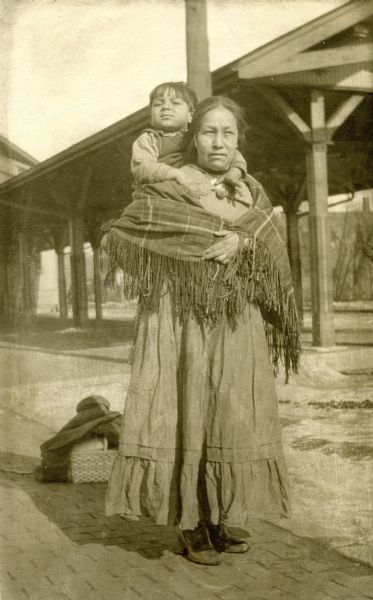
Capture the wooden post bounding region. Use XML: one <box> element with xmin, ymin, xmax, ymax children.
<box><xmin>50</xmin><ymin>226</ymin><xmax>69</xmax><ymax>320</ymax></box>
<box><xmin>306</xmin><ymin>90</ymin><xmax>335</xmax><ymax>346</ymax></box>
<box><xmin>18</xmin><ymin>233</ymin><xmax>34</xmax><ymax>323</ymax></box>
<box><xmin>52</xmin><ymin>229</ymin><xmax>69</xmax><ymax>320</ymax></box>
<box><xmin>93</xmin><ymin>246</ymin><xmax>103</xmax><ymax>321</ymax></box>
<box><xmin>69</xmin><ymin>216</ymin><xmax>88</xmax><ymax>326</ymax></box>
<box><xmin>0</xmin><ymin>246</ymin><xmax>8</xmax><ymax>317</ymax></box>
<box><xmin>286</xmin><ymin>209</ymin><xmax>303</xmax><ymax>320</ymax></box>
<box><xmin>56</xmin><ymin>251</ymin><xmax>68</xmax><ymax>319</ymax></box>
<box><xmin>87</xmin><ymin>221</ymin><xmax>104</xmax><ymax>322</ymax></box>
<box><xmin>354</xmin><ymin>196</ymin><xmax>373</xmax><ymax>300</ymax></box>
<box><xmin>363</xmin><ymin>197</ymin><xmax>373</xmax><ymax>300</ymax></box>
<box><xmin>362</xmin><ymin>196</ymin><xmax>371</xmax><ymax>214</ymax></box>
<box><xmin>185</xmin><ymin>0</ymin><xmax>212</xmax><ymax>100</ymax></box>
<box><xmin>252</xmin><ymin>85</ymin><xmax>363</xmax><ymax>343</ymax></box>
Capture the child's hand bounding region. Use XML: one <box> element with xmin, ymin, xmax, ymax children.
<box><xmin>221</xmin><ymin>167</ymin><xmax>250</xmax><ymax>205</ymax></box>
<box><xmin>173</xmin><ymin>171</ymin><xmax>190</xmax><ymax>187</ymax></box>
<box><xmin>222</xmin><ymin>166</ymin><xmax>242</xmax><ymax>188</ymax></box>
<box><xmin>233</xmin><ymin>181</ymin><xmax>252</xmax><ymax>206</ymax></box>
<box><xmin>215</xmin><ymin>178</ymin><xmax>252</xmax><ymax>207</ymax></box>
<box><xmin>218</xmin><ymin>168</ymin><xmax>252</xmax><ymax>207</ymax></box>
<box><xmin>173</xmin><ymin>171</ymin><xmax>199</xmax><ymax>194</ymax></box>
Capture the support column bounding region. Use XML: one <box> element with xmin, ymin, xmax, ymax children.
<box><xmin>18</xmin><ymin>233</ymin><xmax>34</xmax><ymax>323</ymax></box>
<box><xmin>306</xmin><ymin>90</ymin><xmax>335</xmax><ymax>346</ymax></box>
<box><xmin>57</xmin><ymin>251</ymin><xmax>68</xmax><ymax>319</ymax></box>
<box><xmin>363</xmin><ymin>197</ymin><xmax>373</xmax><ymax>300</ymax></box>
<box><xmin>253</xmin><ymin>85</ymin><xmax>363</xmax><ymax>344</ymax></box>
<box><xmin>0</xmin><ymin>247</ymin><xmax>9</xmax><ymax>316</ymax></box>
<box><xmin>285</xmin><ymin>209</ymin><xmax>303</xmax><ymax>320</ymax></box>
<box><xmin>50</xmin><ymin>225</ymin><xmax>69</xmax><ymax>320</ymax></box>
<box><xmin>185</xmin><ymin>0</ymin><xmax>212</xmax><ymax>100</ymax></box>
<box><xmin>93</xmin><ymin>246</ymin><xmax>103</xmax><ymax>321</ymax></box>
<box><xmin>69</xmin><ymin>216</ymin><xmax>88</xmax><ymax>326</ymax></box>
<box><xmin>354</xmin><ymin>196</ymin><xmax>373</xmax><ymax>300</ymax></box>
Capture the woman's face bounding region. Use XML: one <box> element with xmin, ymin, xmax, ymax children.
<box><xmin>195</xmin><ymin>106</ymin><xmax>238</xmax><ymax>173</ymax></box>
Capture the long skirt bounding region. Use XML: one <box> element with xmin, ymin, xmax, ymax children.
<box><xmin>105</xmin><ymin>293</ymin><xmax>290</xmax><ymax>530</ymax></box>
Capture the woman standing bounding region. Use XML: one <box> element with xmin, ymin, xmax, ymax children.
<box><xmin>104</xmin><ymin>96</ymin><xmax>300</xmax><ymax>565</ymax></box>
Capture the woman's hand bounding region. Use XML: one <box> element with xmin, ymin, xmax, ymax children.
<box><xmin>202</xmin><ymin>230</ymin><xmax>240</xmax><ymax>264</ymax></box>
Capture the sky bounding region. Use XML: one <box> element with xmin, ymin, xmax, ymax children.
<box><xmin>1</xmin><ymin>0</ymin><xmax>346</xmax><ymax>161</ymax></box>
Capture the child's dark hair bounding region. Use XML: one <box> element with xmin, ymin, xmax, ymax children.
<box><xmin>149</xmin><ymin>82</ymin><xmax>198</xmax><ymax>111</ymax></box>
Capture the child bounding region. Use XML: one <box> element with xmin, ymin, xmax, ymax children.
<box><xmin>131</xmin><ymin>81</ymin><xmax>248</xmax><ymax>199</ymax></box>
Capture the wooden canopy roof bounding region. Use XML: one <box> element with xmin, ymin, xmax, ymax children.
<box><xmin>0</xmin><ymin>0</ymin><xmax>372</xmax><ymax>247</ymax></box>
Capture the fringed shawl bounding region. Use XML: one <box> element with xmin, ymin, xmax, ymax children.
<box><xmin>103</xmin><ymin>174</ymin><xmax>301</xmax><ymax>380</ymax></box>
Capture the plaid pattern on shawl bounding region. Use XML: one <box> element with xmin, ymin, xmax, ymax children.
<box><xmin>103</xmin><ymin>174</ymin><xmax>301</xmax><ymax>379</ymax></box>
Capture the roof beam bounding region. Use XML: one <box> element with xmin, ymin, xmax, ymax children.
<box><xmin>19</xmin><ymin>188</ymin><xmax>35</xmax><ymax>229</ymax></box>
<box><xmin>221</xmin><ymin>0</ymin><xmax>373</xmax><ymax>77</ymax></box>
<box><xmin>239</xmin><ymin>43</ymin><xmax>373</xmax><ymax>79</ymax></box>
<box><xmin>0</xmin><ymin>106</ymin><xmax>148</xmax><ymax>196</ymax></box>
<box><xmin>42</xmin><ymin>176</ymin><xmax>71</xmax><ymax>210</ymax></box>
<box><xmin>0</xmin><ymin>196</ymin><xmax>68</xmax><ymax>218</ymax></box>
<box><xmin>77</xmin><ymin>162</ymin><xmax>93</xmax><ymax>212</ymax></box>
<box><xmin>253</xmin><ymin>85</ymin><xmax>312</xmax><ymax>142</ymax></box>
<box><xmin>249</xmin><ymin>63</ymin><xmax>373</xmax><ymax>93</ymax></box>
<box><xmin>326</xmin><ymin>93</ymin><xmax>365</xmax><ymax>135</ymax></box>
<box><xmin>49</xmin><ymin>224</ymin><xmax>69</xmax><ymax>254</ymax></box>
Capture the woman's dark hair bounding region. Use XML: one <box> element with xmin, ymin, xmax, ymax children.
<box><xmin>149</xmin><ymin>82</ymin><xmax>198</xmax><ymax>111</ymax></box>
<box><xmin>186</xmin><ymin>95</ymin><xmax>248</xmax><ymax>163</ymax></box>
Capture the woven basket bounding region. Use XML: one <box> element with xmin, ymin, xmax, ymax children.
<box><xmin>69</xmin><ymin>437</ymin><xmax>117</xmax><ymax>484</ymax></box>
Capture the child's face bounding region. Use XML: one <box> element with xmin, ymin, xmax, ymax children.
<box><xmin>150</xmin><ymin>90</ymin><xmax>192</xmax><ymax>132</ymax></box>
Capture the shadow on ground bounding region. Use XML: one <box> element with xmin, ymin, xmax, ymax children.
<box><xmin>1</xmin><ymin>455</ymin><xmax>373</xmax><ymax>575</ymax></box>
<box><xmin>0</xmin><ymin>458</ymin><xmax>178</xmax><ymax>560</ymax></box>
<box><xmin>0</xmin><ymin>316</ymin><xmax>135</xmax><ymax>351</ymax></box>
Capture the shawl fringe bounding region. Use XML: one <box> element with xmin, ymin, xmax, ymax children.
<box><xmin>104</xmin><ymin>229</ymin><xmax>300</xmax><ymax>381</ymax></box>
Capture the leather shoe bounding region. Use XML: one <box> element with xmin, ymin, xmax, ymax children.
<box><xmin>205</xmin><ymin>522</ymin><xmax>251</xmax><ymax>553</ymax></box>
<box><xmin>179</xmin><ymin>526</ymin><xmax>221</xmax><ymax>566</ymax></box>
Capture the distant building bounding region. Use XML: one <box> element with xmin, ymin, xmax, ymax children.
<box><xmin>0</xmin><ymin>136</ymin><xmax>38</xmax><ymax>318</ymax></box>
<box><xmin>0</xmin><ymin>134</ymin><xmax>38</xmax><ymax>183</ymax></box>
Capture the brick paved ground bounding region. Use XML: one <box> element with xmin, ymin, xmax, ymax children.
<box><xmin>1</xmin><ymin>315</ymin><xmax>373</xmax><ymax>599</ymax></box>
<box><xmin>1</xmin><ymin>468</ymin><xmax>373</xmax><ymax>600</ymax></box>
